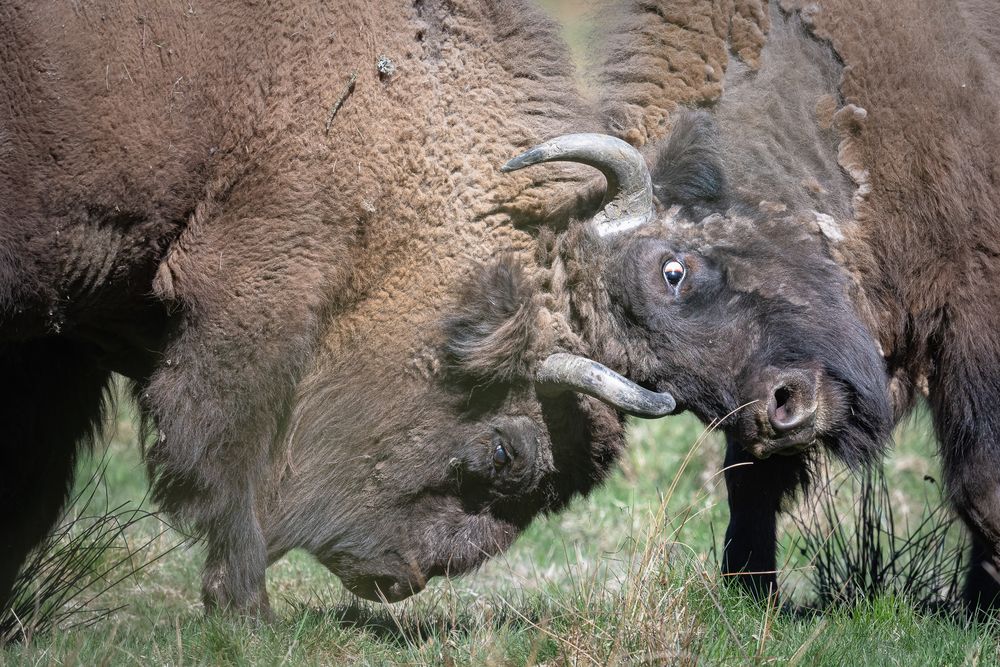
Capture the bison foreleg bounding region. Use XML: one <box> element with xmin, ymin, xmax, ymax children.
<box><xmin>930</xmin><ymin>334</ymin><xmax>1000</xmax><ymax>613</ymax></box>
<box><xmin>721</xmin><ymin>435</ymin><xmax>811</xmax><ymax>600</ymax></box>
<box><xmin>200</xmin><ymin>489</ymin><xmax>272</xmax><ymax>618</ymax></box>
<box><xmin>141</xmin><ymin>308</ymin><xmax>305</xmax><ymax>617</ymax></box>
<box><xmin>143</xmin><ymin>204</ymin><xmax>334</xmax><ymax>616</ymax></box>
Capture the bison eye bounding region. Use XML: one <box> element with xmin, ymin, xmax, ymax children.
<box><xmin>492</xmin><ymin>442</ymin><xmax>511</xmax><ymax>468</ymax></box>
<box><xmin>662</xmin><ymin>259</ymin><xmax>685</xmax><ymax>288</ymax></box>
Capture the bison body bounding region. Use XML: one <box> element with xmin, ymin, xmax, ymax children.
<box><xmin>0</xmin><ymin>0</ymin><xmax>640</xmax><ymax>614</ymax></box>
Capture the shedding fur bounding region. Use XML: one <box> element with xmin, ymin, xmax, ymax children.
<box><xmin>593</xmin><ymin>0</ymin><xmax>770</xmax><ymax>146</ymax></box>
<box><xmin>5</xmin><ymin>0</ymin><xmax>1000</xmax><ymax>619</ymax></box>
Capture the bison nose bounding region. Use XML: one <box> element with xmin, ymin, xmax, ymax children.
<box><xmin>764</xmin><ymin>368</ymin><xmax>819</xmax><ymax>434</ymax></box>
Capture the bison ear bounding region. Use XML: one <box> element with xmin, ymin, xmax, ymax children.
<box><xmin>651</xmin><ymin>111</ymin><xmax>726</xmax><ymax>208</ymax></box>
<box><xmin>444</xmin><ymin>258</ymin><xmax>544</xmax><ymax>385</ymax></box>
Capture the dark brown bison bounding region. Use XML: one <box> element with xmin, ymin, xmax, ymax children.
<box><xmin>514</xmin><ymin>0</ymin><xmax>996</xmax><ymax>610</ymax></box>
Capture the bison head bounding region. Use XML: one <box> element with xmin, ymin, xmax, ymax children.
<box><xmin>263</xmin><ymin>271</ymin><xmax>641</xmax><ymax>601</ymax></box>
<box><xmin>502</xmin><ymin>111</ymin><xmax>893</xmax><ymax>466</ymax></box>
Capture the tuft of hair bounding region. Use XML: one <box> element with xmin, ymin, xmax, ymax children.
<box><xmin>650</xmin><ymin>111</ymin><xmax>727</xmax><ymax>208</ymax></box>
<box><xmin>444</xmin><ymin>257</ymin><xmax>542</xmax><ymax>386</ymax></box>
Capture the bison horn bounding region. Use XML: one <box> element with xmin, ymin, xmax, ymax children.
<box><xmin>535</xmin><ymin>353</ymin><xmax>676</xmax><ymax>418</ymax></box>
<box><xmin>501</xmin><ymin>133</ymin><xmax>654</xmax><ymax>237</ymax></box>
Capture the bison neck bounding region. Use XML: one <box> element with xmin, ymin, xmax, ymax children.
<box><xmin>713</xmin><ymin>6</ymin><xmax>855</xmax><ymax>236</ymax></box>
<box><xmin>709</xmin><ymin>6</ymin><xmax>900</xmax><ymax>377</ymax></box>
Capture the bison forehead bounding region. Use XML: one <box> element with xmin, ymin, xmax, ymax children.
<box><xmin>667</xmin><ymin>210</ymin><xmax>845</xmax><ymax>307</ymax></box>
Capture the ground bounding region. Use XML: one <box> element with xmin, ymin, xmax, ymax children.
<box><xmin>2</xmin><ymin>388</ymin><xmax>997</xmax><ymax>665</ymax></box>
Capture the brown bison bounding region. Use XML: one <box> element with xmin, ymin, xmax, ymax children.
<box><xmin>0</xmin><ymin>0</ymin><xmax>682</xmax><ymax>616</ymax></box>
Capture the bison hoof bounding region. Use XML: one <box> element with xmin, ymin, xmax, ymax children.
<box><xmin>201</xmin><ymin>568</ymin><xmax>273</xmax><ymax>621</ymax></box>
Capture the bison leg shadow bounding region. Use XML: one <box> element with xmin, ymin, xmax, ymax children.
<box><xmin>721</xmin><ymin>435</ymin><xmax>810</xmax><ymax>600</ymax></box>
<box><xmin>0</xmin><ymin>339</ymin><xmax>111</xmax><ymax>610</ymax></box>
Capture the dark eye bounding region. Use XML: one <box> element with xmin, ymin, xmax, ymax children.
<box><xmin>492</xmin><ymin>442</ymin><xmax>511</xmax><ymax>468</ymax></box>
<box><xmin>662</xmin><ymin>259</ymin><xmax>685</xmax><ymax>288</ymax></box>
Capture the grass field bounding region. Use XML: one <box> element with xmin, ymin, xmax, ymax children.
<box><xmin>4</xmin><ymin>3</ymin><xmax>997</xmax><ymax>664</ymax></box>
<box><xmin>3</xmin><ymin>392</ymin><xmax>998</xmax><ymax>666</ymax></box>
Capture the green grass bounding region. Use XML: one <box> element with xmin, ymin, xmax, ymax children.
<box><xmin>3</xmin><ymin>393</ymin><xmax>998</xmax><ymax>666</ymax></box>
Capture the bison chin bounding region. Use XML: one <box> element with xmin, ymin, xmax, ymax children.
<box><xmin>323</xmin><ymin>510</ymin><xmax>520</xmax><ymax>603</ymax></box>
<box><xmin>733</xmin><ymin>321</ymin><xmax>893</xmax><ymax>467</ymax></box>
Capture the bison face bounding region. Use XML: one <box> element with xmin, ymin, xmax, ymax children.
<box><xmin>263</xmin><ymin>299</ymin><xmax>625</xmax><ymax>602</ymax></box>
<box><xmin>315</xmin><ymin>407</ymin><xmax>556</xmax><ymax>603</ymax></box>
<box><xmin>599</xmin><ymin>211</ymin><xmax>893</xmax><ymax>464</ymax></box>
<box><xmin>502</xmin><ymin>113</ymin><xmax>893</xmax><ymax>468</ymax></box>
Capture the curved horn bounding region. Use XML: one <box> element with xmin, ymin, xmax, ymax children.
<box><xmin>501</xmin><ymin>133</ymin><xmax>654</xmax><ymax>238</ymax></box>
<box><xmin>535</xmin><ymin>353</ymin><xmax>676</xmax><ymax>418</ymax></box>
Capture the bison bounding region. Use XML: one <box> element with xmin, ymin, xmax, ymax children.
<box><xmin>527</xmin><ymin>0</ymin><xmax>997</xmax><ymax>609</ymax></box>
<box><xmin>0</xmin><ymin>0</ymin><xmax>688</xmax><ymax>616</ymax></box>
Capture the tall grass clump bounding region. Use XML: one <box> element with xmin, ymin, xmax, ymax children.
<box><xmin>791</xmin><ymin>462</ymin><xmax>967</xmax><ymax>615</ymax></box>
<box><xmin>513</xmin><ymin>419</ymin><xmax>732</xmax><ymax>665</ymax></box>
<box><xmin>0</xmin><ymin>459</ymin><xmax>178</xmax><ymax>645</ymax></box>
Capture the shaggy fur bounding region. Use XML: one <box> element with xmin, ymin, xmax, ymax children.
<box><xmin>650</xmin><ymin>112</ymin><xmax>727</xmax><ymax>209</ymax></box>
<box><xmin>595</xmin><ymin>0</ymin><xmax>770</xmax><ymax>147</ymax></box>
<box><xmin>777</xmin><ymin>0</ymin><xmax>1000</xmax><ymax>608</ymax></box>
<box><xmin>444</xmin><ymin>258</ymin><xmax>549</xmax><ymax>386</ymax></box>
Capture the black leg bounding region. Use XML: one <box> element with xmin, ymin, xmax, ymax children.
<box><xmin>962</xmin><ymin>533</ymin><xmax>1000</xmax><ymax>612</ymax></box>
<box><xmin>928</xmin><ymin>328</ymin><xmax>1000</xmax><ymax>614</ymax></box>
<box><xmin>0</xmin><ymin>339</ymin><xmax>110</xmax><ymax>608</ymax></box>
<box><xmin>722</xmin><ymin>434</ymin><xmax>810</xmax><ymax>599</ymax></box>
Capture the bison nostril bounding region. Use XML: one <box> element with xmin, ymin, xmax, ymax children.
<box><xmin>774</xmin><ymin>386</ymin><xmax>791</xmax><ymax>411</ymax></box>
<box><xmin>772</xmin><ymin>386</ymin><xmax>795</xmax><ymax>425</ymax></box>
<box><xmin>767</xmin><ymin>382</ymin><xmax>816</xmax><ymax>433</ymax></box>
